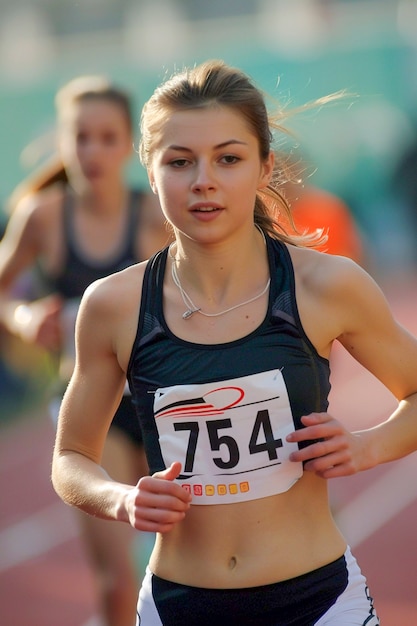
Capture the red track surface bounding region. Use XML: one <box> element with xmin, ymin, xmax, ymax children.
<box><xmin>1</xmin><ymin>275</ymin><xmax>416</xmax><ymax>625</ymax></box>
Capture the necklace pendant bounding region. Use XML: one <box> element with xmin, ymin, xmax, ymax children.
<box><xmin>171</xmin><ymin>229</ymin><xmax>270</xmax><ymax>321</ymax></box>
<box><xmin>182</xmin><ymin>308</ymin><xmax>201</xmax><ymax>320</ymax></box>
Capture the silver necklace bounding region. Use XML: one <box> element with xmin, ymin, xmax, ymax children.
<box><xmin>169</xmin><ymin>230</ymin><xmax>270</xmax><ymax>320</ymax></box>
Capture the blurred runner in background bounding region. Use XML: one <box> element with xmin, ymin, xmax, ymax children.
<box><xmin>0</xmin><ymin>75</ymin><xmax>169</xmax><ymax>626</ymax></box>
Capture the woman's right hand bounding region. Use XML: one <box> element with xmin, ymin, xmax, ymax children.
<box><xmin>126</xmin><ymin>462</ymin><xmax>192</xmax><ymax>533</ymax></box>
<box><xmin>15</xmin><ymin>294</ymin><xmax>63</xmax><ymax>352</ymax></box>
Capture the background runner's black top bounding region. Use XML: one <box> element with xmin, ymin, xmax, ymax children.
<box><xmin>37</xmin><ymin>188</ymin><xmax>142</xmax><ymax>299</ymax></box>
<box><xmin>35</xmin><ymin>187</ymin><xmax>145</xmax><ymax>445</ymax></box>
<box><xmin>127</xmin><ymin>235</ymin><xmax>331</xmax><ymax>476</ymax></box>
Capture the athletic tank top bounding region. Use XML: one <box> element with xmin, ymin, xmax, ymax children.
<box><xmin>38</xmin><ymin>188</ymin><xmax>142</xmax><ymax>299</ymax></box>
<box><xmin>127</xmin><ymin>236</ymin><xmax>331</xmax><ymax>505</ymax></box>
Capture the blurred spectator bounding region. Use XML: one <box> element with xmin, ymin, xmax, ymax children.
<box><xmin>291</xmin><ymin>185</ymin><xmax>364</xmax><ymax>264</ymax></box>
<box><xmin>279</xmin><ymin>154</ymin><xmax>365</xmax><ymax>266</ymax></box>
<box><xmin>0</xmin><ymin>75</ymin><xmax>168</xmax><ymax>626</ymax></box>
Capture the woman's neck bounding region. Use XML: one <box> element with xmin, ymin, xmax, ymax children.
<box><xmin>70</xmin><ymin>181</ymin><xmax>128</xmax><ymax>217</ymax></box>
<box><xmin>170</xmin><ymin>227</ymin><xmax>269</xmax><ymax>308</ymax></box>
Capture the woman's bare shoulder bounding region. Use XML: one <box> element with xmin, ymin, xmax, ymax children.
<box><xmin>85</xmin><ymin>261</ymin><xmax>148</xmax><ymax>307</ymax></box>
<box><xmin>78</xmin><ymin>261</ymin><xmax>150</xmax><ymax>369</ymax></box>
<box><xmin>15</xmin><ymin>183</ymin><xmax>64</xmax><ymax>217</ymax></box>
<box><xmin>287</xmin><ymin>245</ymin><xmax>371</xmax><ymax>298</ymax></box>
<box><xmin>0</xmin><ymin>184</ymin><xmax>66</xmax><ymax>270</ymax></box>
<box><xmin>286</xmin><ymin>245</ymin><xmax>385</xmax><ymax>355</ymax></box>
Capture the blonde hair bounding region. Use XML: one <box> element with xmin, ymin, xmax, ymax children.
<box><xmin>140</xmin><ymin>59</ymin><xmax>345</xmax><ymax>247</ymax></box>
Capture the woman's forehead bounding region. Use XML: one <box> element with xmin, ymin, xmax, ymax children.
<box><xmin>155</xmin><ymin>107</ymin><xmax>255</xmax><ymax>147</ymax></box>
<box><xmin>61</xmin><ymin>98</ymin><xmax>126</xmax><ymax>121</ymax></box>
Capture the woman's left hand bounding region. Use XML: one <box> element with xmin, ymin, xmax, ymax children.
<box><xmin>286</xmin><ymin>412</ymin><xmax>368</xmax><ymax>478</ymax></box>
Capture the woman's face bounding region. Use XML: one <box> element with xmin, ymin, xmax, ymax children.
<box><xmin>148</xmin><ymin>105</ymin><xmax>273</xmax><ymax>244</ymax></box>
<box><xmin>58</xmin><ymin>98</ymin><xmax>132</xmax><ymax>190</ymax></box>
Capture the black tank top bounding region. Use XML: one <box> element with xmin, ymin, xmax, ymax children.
<box><xmin>38</xmin><ymin>188</ymin><xmax>142</xmax><ymax>299</ymax></box>
<box><xmin>127</xmin><ymin>236</ymin><xmax>331</xmax><ymax>505</ymax></box>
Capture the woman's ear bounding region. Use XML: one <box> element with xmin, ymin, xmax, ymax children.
<box><xmin>148</xmin><ymin>171</ymin><xmax>158</xmax><ymax>194</ymax></box>
<box><xmin>258</xmin><ymin>151</ymin><xmax>275</xmax><ymax>189</ymax></box>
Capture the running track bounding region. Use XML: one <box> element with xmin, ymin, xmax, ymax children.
<box><xmin>1</xmin><ymin>273</ymin><xmax>416</xmax><ymax>625</ymax></box>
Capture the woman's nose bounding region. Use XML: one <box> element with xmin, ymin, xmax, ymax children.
<box><xmin>191</xmin><ymin>162</ymin><xmax>216</xmax><ymax>192</ymax></box>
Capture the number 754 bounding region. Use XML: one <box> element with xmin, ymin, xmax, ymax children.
<box><xmin>174</xmin><ymin>410</ymin><xmax>284</xmax><ymax>473</ymax></box>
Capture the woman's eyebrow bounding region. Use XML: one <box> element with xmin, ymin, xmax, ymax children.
<box><xmin>167</xmin><ymin>139</ymin><xmax>248</xmax><ymax>152</ymax></box>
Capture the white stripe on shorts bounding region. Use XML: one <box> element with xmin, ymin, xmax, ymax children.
<box><xmin>314</xmin><ymin>547</ymin><xmax>379</xmax><ymax>625</ymax></box>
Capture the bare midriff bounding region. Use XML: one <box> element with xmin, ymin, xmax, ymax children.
<box><xmin>149</xmin><ymin>472</ymin><xmax>347</xmax><ymax>588</ymax></box>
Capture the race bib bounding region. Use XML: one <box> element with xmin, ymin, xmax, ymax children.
<box><xmin>154</xmin><ymin>369</ymin><xmax>302</xmax><ymax>504</ymax></box>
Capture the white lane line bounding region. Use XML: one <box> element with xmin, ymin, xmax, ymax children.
<box><xmin>0</xmin><ymin>501</ymin><xmax>78</xmax><ymax>572</ymax></box>
<box><xmin>334</xmin><ymin>453</ymin><xmax>417</xmax><ymax>548</ymax></box>
<box><xmin>0</xmin><ymin>501</ymin><xmax>106</xmax><ymax>626</ymax></box>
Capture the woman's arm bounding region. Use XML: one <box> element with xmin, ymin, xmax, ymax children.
<box><xmin>51</xmin><ymin>271</ymin><xmax>191</xmax><ymax>531</ymax></box>
<box><xmin>288</xmin><ymin>258</ymin><xmax>417</xmax><ymax>478</ymax></box>
<box><xmin>0</xmin><ymin>196</ymin><xmax>63</xmax><ymax>350</ymax></box>
<box><xmin>0</xmin><ymin>197</ymin><xmax>42</xmax><ymax>294</ymax></box>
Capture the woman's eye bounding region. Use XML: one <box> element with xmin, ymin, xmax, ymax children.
<box><xmin>221</xmin><ymin>155</ymin><xmax>240</xmax><ymax>164</ymax></box>
<box><xmin>102</xmin><ymin>132</ymin><xmax>118</xmax><ymax>146</ymax></box>
<box><xmin>170</xmin><ymin>159</ymin><xmax>189</xmax><ymax>168</ymax></box>
<box><xmin>76</xmin><ymin>132</ymin><xmax>88</xmax><ymax>145</ymax></box>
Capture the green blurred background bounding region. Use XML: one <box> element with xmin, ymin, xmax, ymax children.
<box><xmin>1</xmin><ymin>0</ymin><xmax>417</xmax><ymax>260</ymax></box>
<box><xmin>1</xmin><ymin>0</ymin><xmax>417</xmax><ymax>418</ymax></box>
